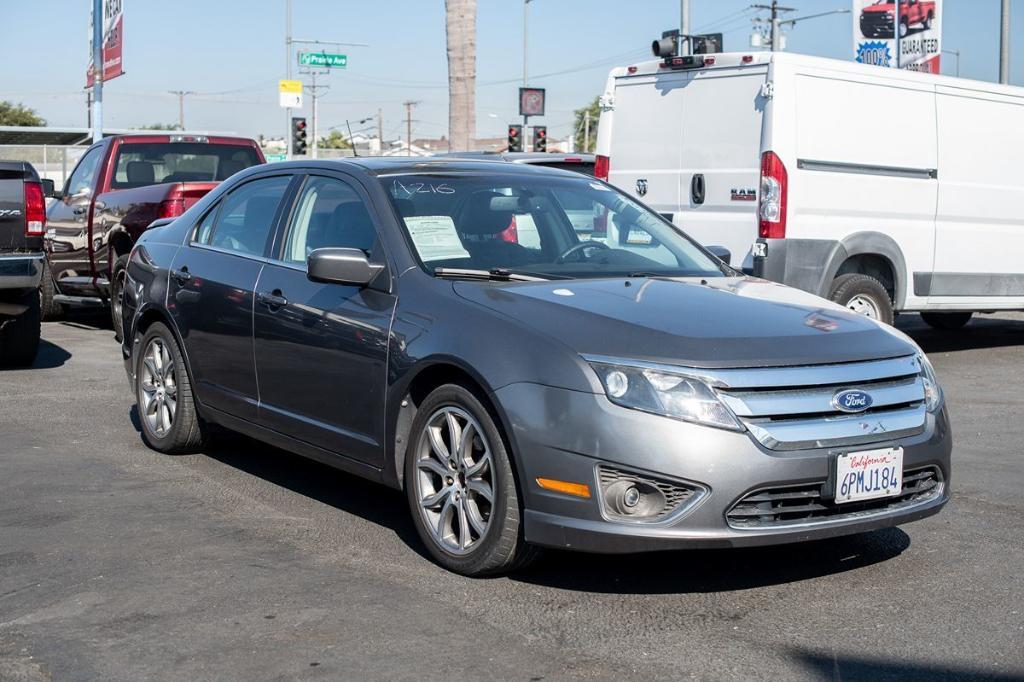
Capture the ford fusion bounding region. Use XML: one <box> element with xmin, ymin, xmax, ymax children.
<box><xmin>121</xmin><ymin>158</ymin><xmax>950</xmax><ymax>576</ymax></box>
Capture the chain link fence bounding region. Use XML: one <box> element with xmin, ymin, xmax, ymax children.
<box><xmin>0</xmin><ymin>145</ymin><xmax>90</xmax><ymax>186</ymax></box>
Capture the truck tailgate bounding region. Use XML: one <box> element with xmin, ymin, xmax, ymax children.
<box><xmin>0</xmin><ymin>170</ymin><xmax>29</xmax><ymax>251</ymax></box>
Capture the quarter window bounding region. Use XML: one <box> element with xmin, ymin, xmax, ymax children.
<box><xmin>192</xmin><ymin>175</ymin><xmax>291</xmax><ymax>257</ymax></box>
<box><xmin>281</xmin><ymin>176</ymin><xmax>379</xmax><ymax>264</ymax></box>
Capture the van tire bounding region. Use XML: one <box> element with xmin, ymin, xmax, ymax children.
<box><xmin>40</xmin><ymin>260</ymin><xmax>64</xmax><ymax>321</ymax></box>
<box><xmin>828</xmin><ymin>273</ymin><xmax>895</xmax><ymax>325</ymax></box>
<box><xmin>921</xmin><ymin>312</ymin><xmax>972</xmax><ymax>330</ymax></box>
<box><xmin>0</xmin><ymin>289</ymin><xmax>41</xmax><ymax>368</ymax></box>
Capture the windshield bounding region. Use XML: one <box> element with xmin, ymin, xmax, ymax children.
<box><xmin>380</xmin><ymin>173</ymin><xmax>725</xmax><ymax>280</ymax></box>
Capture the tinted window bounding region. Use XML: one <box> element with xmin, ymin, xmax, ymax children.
<box><xmin>65</xmin><ymin>146</ymin><xmax>104</xmax><ymax>197</ymax></box>
<box><xmin>110</xmin><ymin>143</ymin><xmax>262</xmax><ymax>189</ymax></box>
<box><xmin>193</xmin><ymin>175</ymin><xmax>291</xmax><ymax>257</ymax></box>
<box><xmin>281</xmin><ymin>176</ymin><xmax>378</xmax><ymax>264</ymax></box>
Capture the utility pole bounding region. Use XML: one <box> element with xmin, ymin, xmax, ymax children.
<box><xmin>752</xmin><ymin>2</ymin><xmax>795</xmax><ymax>51</ymax></box>
<box><xmin>285</xmin><ymin>0</ymin><xmax>293</xmax><ymax>159</ymax></box>
<box><xmin>523</xmin><ymin>0</ymin><xmax>533</xmax><ymax>130</ymax></box>
<box><xmin>377</xmin><ymin>108</ymin><xmax>384</xmax><ymax>154</ymax></box>
<box><xmin>404</xmin><ymin>100</ymin><xmax>419</xmax><ymax>156</ymax></box>
<box><xmin>90</xmin><ymin>0</ymin><xmax>103</xmax><ymax>143</ymax></box>
<box><xmin>583</xmin><ymin>110</ymin><xmax>591</xmax><ymax>152</ymax></box>
<box><xmin>1000</xmin><ymin>0</ymin><xmax>1011</xmax><ymax>84</ymax></box>
<box><xmin>680</xmin><ymin>0</ymin><xmax>690</xmax><ymax>55</ymax></box>
<box><xmin>168</xmin><ymin>91</ymin><xmax>194</xmax><ymax>130</ymax></box>
<box><xmin>304</xmin><ymin>73</ymin><xmax>329</xmax><ymax>159</ymax></box>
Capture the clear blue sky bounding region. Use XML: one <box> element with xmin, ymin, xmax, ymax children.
<box><xmin>1</xmin><ymin>1</ymin><xmax>1022</xmax><ymax>143</ymax></box>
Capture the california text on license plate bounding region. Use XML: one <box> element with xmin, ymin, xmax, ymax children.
<box><xmin>835</xmin><ymin>447</ymin><xmax>904</xmax><ymax>504</ymax></box>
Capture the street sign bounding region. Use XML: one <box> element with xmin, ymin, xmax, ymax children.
<box><xmin>519</xmin><ymin>87</ymin><xmax>546</xmax><ymax>118</ymax></box>
<box><xmin>279</xmin><ymin>79</ymin><xmax>303</xmax><ymax>109</ymax></box>
<box><xmin>265</xmin><ymin>153</ymin><xmax>287</xmax><ymax>162</ymax></box>
<box><xmin>298</xmin><ymin>52</ymin><xmax>348</xmax><ymax>69</ymax></box>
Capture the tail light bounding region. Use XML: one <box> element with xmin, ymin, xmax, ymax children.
<box><xmin>595</xmin><ymin>155</ymin><xmax>610</xmax><ymax>182</ymax></box>
<box><xmin>157</xmin><ymin>186</ymin><xmax>186</xmax><ymax>219</ymax></box>
<box><xmin>758</xmin><ymin>151</ymin><xmax>787</xmax><ymax>239</ymax></box>
<box><xmin>24</xmin><ymin>181</ymin><xmax>46</xmax><ymax>236</ymax></box>
<box><xmin>498</xmin><ymin>215</ymin><xmax>519</xmax><ymax>243</ymax></box>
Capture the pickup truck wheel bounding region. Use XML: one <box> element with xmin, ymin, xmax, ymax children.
<box><xmin>828</xmin><ymin>273</ymin><xmax>895</xmax><ymax>325</ymax></box>
<box><xmin>110</xmin><ymin>254</ymin><xmax>129</xmax><ymax>342</ymax></box>
<box><xmin>921</xmin><ymin>312</ymin><xmax>972</xmax><ymax>330</ymax></box>
<box><xmin>405</xmin><ymin>384</ymin><xmax>539</xmax><ymax>576</ymax></box>
<box><xmin>39</xmin><ymin>259</ymin><xmax>64</xmax><ymax>321</ymax></box>
<box><xmin>924</xmin><ymin>13</ymin><xmax>934</xmax><ymax>30</ymax></box>
<box><xmin>899</xmin><ymin>16</ymin><xmax>909</xmax><ymax>38</ymax></box>
<box><xmin>0</xmin><ymin>289</ymin><xmax>41</xmax><ymax>368</ymax></box>
<box><xmin>135</xmin><ymin>322</ymin><xmax>205</xmax><ymax>454</ymax></box>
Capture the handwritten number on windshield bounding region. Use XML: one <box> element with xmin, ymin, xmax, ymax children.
<box><xmin>393</xmin><ymin>179</ymin><xmax>456</xmax><ymax>197</ymax></box>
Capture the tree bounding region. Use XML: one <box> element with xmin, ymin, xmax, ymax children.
<box><xmin>445</xmin><ymin>0</ymin><xmax>477</xmax><ymax>152</ymax></box>
<box><xmin>319</xmin><ymin>130</ymin><xmax>352</xmax><ymax>149</ymax></box>
<box><xmin>0</xmin><ymin>101</ymin><xmax>45</xmax><ymax>126</ymax></box>
<box><xmin>573</xmin><ymin>96</ymin><xmax>600</xmax><ymax>153</ymax></box>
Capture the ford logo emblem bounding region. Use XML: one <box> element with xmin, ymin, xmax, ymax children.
<box><xmin>833</xmin><ymin>389</ymin><xmax>873</xmax><ymax>413</ymax></box>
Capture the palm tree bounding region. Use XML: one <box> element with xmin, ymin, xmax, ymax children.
<box><xmin>445</xmin><ymin>0</ymin><xmax>477</xmax><ymax>151</ymax></box>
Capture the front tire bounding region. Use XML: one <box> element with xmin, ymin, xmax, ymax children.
<box><xmin>921</xmin><ymin>312</ymin><xmax>972</xmax><ymax>330</ymax></box>
<box><xmin>828</xmin><ymin>273</ymin><xmax>895</xmax><ymax>325</ymax></box>
<box><xmin>135</xmin><ymin>322</ymin><xmax>205</xmax><ymax>454</ymax></box>
<box><xmin>0</xmin><ymin>289</ymin><xmax>41</xmax><ymax>368</ymax></box>
<box><xmin>110</xmin><ymin>254</ymin><xmax>129</xmax><ymax>342</ymax></box>
<box><xmin>405</xmin><ymin>384</ymin><xmax>536</xmax><ymax>576</ymax></box>
<box><xmin>899</xmin><ymin>17</ymin><xmax>909</xmax><ymax>38</ymax></box>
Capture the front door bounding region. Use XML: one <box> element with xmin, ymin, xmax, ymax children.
<box><xmin>254</xmin><ymin>173</ymin><xmax>395</xmax><ymax>466</ymax></box>
<box><xmin>45</xmin><ymin>145</ymin><xmax>105</xmax><ymax>296</ymax></box>
<box><xmin>167</xmin><ymin>173</ymin><xmax>294</xmax><ymax>421</ymax></box>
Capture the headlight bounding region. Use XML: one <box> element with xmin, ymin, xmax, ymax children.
<box><xmin>590</xmin><ymin>361</ymin><xmax>742</xmax><ymax>431</ymax></box>
<box><xmin>917</xmin><ymin>353</ymin><xmax>943</xmax><ymax>412</ymax></box>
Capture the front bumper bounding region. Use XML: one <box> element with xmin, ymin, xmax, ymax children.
<box><xmin>497</xmin><ymin>383</ymin><xmax>951</xmax><ymax>554</ymax></box>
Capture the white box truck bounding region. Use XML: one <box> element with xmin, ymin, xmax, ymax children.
<box><xmin>596</xmin><ymin>50</ymin><xmax>1024</xmax><ymax>327</ymax></box>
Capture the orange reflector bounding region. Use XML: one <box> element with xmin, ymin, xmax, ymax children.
<box><xmin>536</xmin><ymin>477</ymin><xmax>591</xmax><ymax>498</ymax></box>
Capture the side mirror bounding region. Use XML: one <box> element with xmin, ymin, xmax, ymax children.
<box><xmin>307</xmin><ymin>247</ymin><xmax>385</xmax><ymax>287</ymax></box>
<box><xmin>40</xmin><ymin>178</ymin><xmax>60</xmax><ymax>199</ymax></box>
<box><xmin>706</xmin><ymin>245</ymin><xmax>731</xmax><ymax>265</ymax></box>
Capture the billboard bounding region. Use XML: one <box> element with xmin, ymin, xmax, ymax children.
<box><xmin>852</xmin><ymin>0</ymin><xmax>941</xmax><ymax>73</ymax></box>
<box><xmin>87</xmin><ymin>0</ymin><xmax>125</xmax><ymax>87</ymax></box>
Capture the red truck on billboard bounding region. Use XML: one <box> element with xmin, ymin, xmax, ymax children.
<box><xmin>43</xmin><ymin>134</ymin><xmax>265</xmax><ymax>335</ymax></box>
<box><xmin>860</xmin><ymin>0</ymin><xmax>936</xmax><ymax>39</ymax></box>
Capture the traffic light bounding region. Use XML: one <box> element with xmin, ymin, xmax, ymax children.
<box><xmin>291</xmin><ymin>117</ymin><xmax>308</xmax><ymax>156</ymax></box>
<box><xmin>507</xmin><ymin>124</ymin><xmax>523</xmax><ymax>152</ymax></box>
<box><xmin>533</xmin><ymin>126</ymin><xmax>547</xmax><ymax>153</ymax></box>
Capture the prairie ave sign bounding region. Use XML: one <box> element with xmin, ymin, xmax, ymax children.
<box><xmin>299</xmin><ymin>52</ymin><xmax>348</xmax><ymax>69</ymax></box>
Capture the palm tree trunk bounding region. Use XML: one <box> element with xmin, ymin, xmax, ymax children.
<box><xmin>445</xmin><ymin>0</ymin><xmax>477</xmax><ymax>151</ymax></box>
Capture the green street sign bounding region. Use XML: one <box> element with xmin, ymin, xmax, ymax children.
<box><xmin>298</xmin><ymin>52</ymin><xmax>348</xmax><ymax>68</ymax></box>
<box><xmin>265</xmin><ymin>153</ymin><xmax>287</xmax><ymax>162</ymax></box>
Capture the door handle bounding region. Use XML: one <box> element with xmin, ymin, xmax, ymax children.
<box><xmin>691</xmin><ymin>174</ymin><xmax>706</xmax><ymax>205</ymax></box>
<box><xmin>73</xmin><ymin>206</ymin><xmax>88</xmax><ymax>216</ymax></box>
<box><xmin>257</xmin><ymin>290</ymin><xmax>288</xmax><ymax>309</ymax></box>
<box><xmin>170</xmin><ymin>267</ymin><xmax>192</xmax><ymax>285</ymax></box>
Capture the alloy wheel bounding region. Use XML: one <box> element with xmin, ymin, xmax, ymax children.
<box><xmin>139</xmin><ymin>337</ymin><xmax>178</xmax><ymax>436</ymax></box>
<box><xmin>414</xmin><ymin>406</ymin><xmax>495</xmax><ymax>555</ymax></box>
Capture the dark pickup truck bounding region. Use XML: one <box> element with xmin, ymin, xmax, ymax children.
<box><xmin>0</xmin><ymin>161</ymin><xmax>47</xmax><ymax>367</ymax></box>
<box><xmin>43</xmin><ymin>134</ymin><xmax>265</xmax><ymax>335</ymax></box>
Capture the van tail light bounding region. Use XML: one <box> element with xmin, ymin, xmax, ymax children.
<box><xmin>758</xmin><ymin>151</ymin><xmax>787</xmax><ymax>239</ymax></box>
<box><xmin>595</xmin><ymin>155</ymin><xmax>610</xmax><ymax>181</ymax></box>
<box><xmin>157</xmin><ymin>186</ymin><xmax>186</xmax><ymax>219</ymax></box>
<box><xmin>24</xmin><ymin>181</ymin><xmax>46</xmax><ymax>236</ymax></box>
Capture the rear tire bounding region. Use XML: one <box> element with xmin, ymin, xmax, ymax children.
<box><xmin>0</xmin><ymin>289</ymin><xmax>41</xmax><ymax>368</ymax></box>
<box><xmin>110</xmin><ymin>254</ymin><xmax>129</xmax><ymax>342</ymax></box>
<box><xmin>828</xmin><ymin>273</ymin><xmax>895</xmax><ymax>325</ymax></box>
<box><xmin>921</xmin><ymin>312</ymin><xmax>972</xmax><ymax>330</ymax></box>
<box><xmin>134</xmin><ymin>322</ymin><xmax>205</xmax><ymax>454</ymax></box>
<box><xmin>39</xmin><ymin>258</ymin><xmax>64</xmax><ymax>321</ymax></box>
<box><xmin>405</xmin><ymin>384</ymin><xmax>538</xmax><ymax>576</ymax></box>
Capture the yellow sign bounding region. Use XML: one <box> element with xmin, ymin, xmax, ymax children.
<box><xmin>278</xmin><ymin>79</ymin><xmax>302</xmax><ymax>94</ymax></box>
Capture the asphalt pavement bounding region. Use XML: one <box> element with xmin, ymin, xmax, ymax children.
<box><xmin>1</xmin><ymin>312</ymin><xmax>1022</xmax><ymax>680</ymax></box>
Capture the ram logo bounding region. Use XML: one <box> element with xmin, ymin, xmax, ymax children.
<box><xmin>730</xmin><ymin>188</ymin><xmax>757</xmax><ymax>202</ymax></box>
<box><xmin>635</xmin><ymin>178</ymin><xmax>648</xmax><ymax>196</ymax></box>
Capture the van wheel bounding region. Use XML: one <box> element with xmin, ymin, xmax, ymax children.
<box><xmin>921</xmin><ymin>312</ymin><xmax>972</xmax><ymax>330</ymax></box>
<box><xmin>110</xmin><ymin>254</ymin><xmax>129</xmax><ymax>342</ymax></box>
<box><xmin>405</xmin><ymin>384</ymin><xmax>539</xmax><ymax>576</ymax></box>
<box><xmin>828</xmin><ymin>273</ymin><xmax>895</xmax><ymax>325</ymax></box>
<box><xmin>40</xmin><ymin>259</ymin><xmax>64</xmax><ymax>321</ymax></box>
<box><xmin>135</xmin><ymin>322</ymin><xmax>205</xmax><ymax>454</ymax></box>
<box><xmin>0</xmin><ymin>289</ymin><xmax>41</xmax><ymax>368</ymax></box>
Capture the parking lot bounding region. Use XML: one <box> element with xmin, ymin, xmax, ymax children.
<box><xmin>1</xmin><ymin>313</ymin><xmax>1022</xmax><ymax>681</ymax></box>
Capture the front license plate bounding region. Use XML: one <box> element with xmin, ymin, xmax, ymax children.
<box><xmin>835</xmin><ymin>447</ymin><xmax>904</xmax><ymax>504</ymax></box>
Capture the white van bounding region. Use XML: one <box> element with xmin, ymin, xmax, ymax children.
<box><xmin>596</xmin><ymin>50</ymin><xmax>1024</xmax><ymax>327</ymax></box>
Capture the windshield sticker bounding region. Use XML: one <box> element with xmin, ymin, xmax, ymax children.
<box><xmin>589</xmin><ymin>182</ymin><xmax>611</xmax><ymax>191</ymax></box>
<box><xmin>404</xmin><ymin>215</ymin><xmax>470</xmax><ymax>262</ymax></box>
<box><xmin>393</xmin><ymin>179</ymin><xmax>456</xmax><ymax>198</ymax></box>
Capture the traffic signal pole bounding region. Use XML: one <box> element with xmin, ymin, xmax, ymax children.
<box><xmin>285</xmin><ymin>0</ymin><xmax>292</xmax><ymax>159</ymax></box>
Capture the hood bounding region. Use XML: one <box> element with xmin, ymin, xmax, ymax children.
<box><xmin>454</xmin><ymin>277</ymin><xmax>917</xmax><ymax>369</ymax></box>
<box><xmin>862</xmin><ymin>4</ymin><xmax>894</xmax><ymax>13</ymax></box>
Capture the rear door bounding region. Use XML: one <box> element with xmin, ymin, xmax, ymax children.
<box><xmin>167</xmin><ymin>172</ymin><xmax>295</xmax><ymax>421</ymax></box>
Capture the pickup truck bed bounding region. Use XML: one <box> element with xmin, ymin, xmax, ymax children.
<box><xmin>0</xmin><ymin>161</ymin><xmax>45</xmax><ymax>367</ymax></box>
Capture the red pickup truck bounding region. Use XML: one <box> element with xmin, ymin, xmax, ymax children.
<box><xmin>860</xmin><ymin>0</ymin><xmax>936</xmax><ymax>39</ymax></box>
<box><xmin>43</xmin><ymin>134</ymin><xmax>264</xmax><ymax>334</ymax></box>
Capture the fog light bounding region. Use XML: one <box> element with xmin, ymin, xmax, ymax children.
<box><xmin>622</xmin><ymin>485</ymin><xmax>641</xmax><ymax>508</ymax></box>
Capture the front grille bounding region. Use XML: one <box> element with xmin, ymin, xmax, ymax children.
<box><xmin>726</xmin><ymin>466</ymin><xmax>943</xmax><ymax>529</ymax></box>
<box><xmin>597</xmin><ymin>465</ymin><xmax>704</xmax><ymax>523</ymax></box>
<box><xmin>711</xmin><ymin>355</ymin><xmax>928</xmax><ymax>451</ymax></box>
